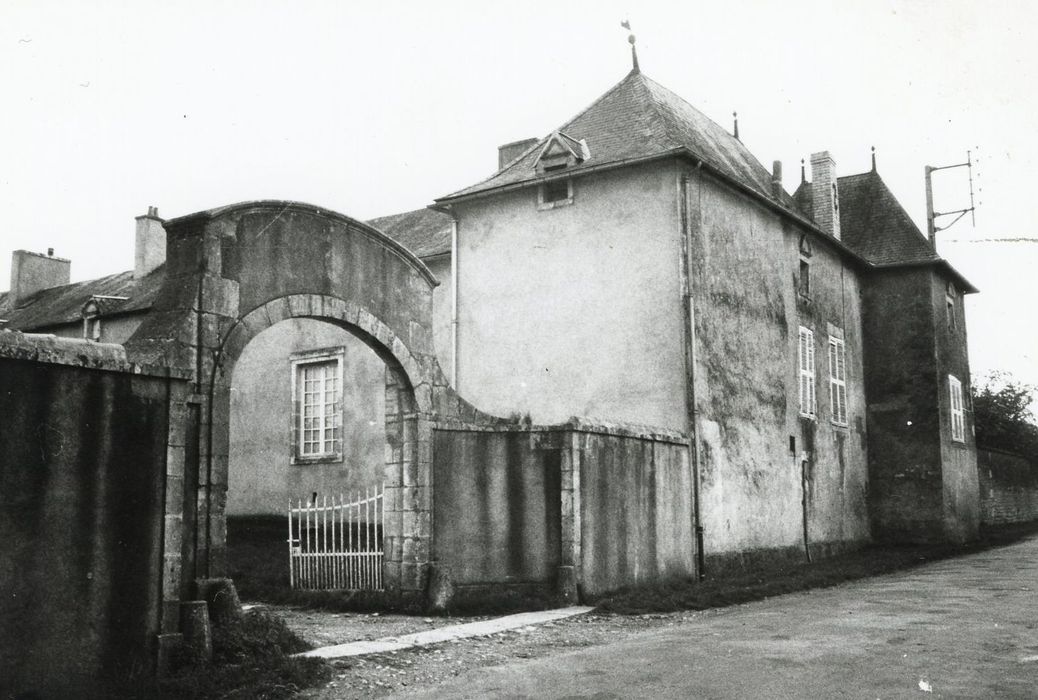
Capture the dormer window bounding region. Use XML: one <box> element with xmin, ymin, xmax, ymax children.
<box><xmin>535</xmin><ymin>131</ymin><xmax>589</xmax><ymax>175</ymax></box>
<box><xmin>80</xmin><ymin>294</ymin><xmax>128</xmax><ymax>343</ymax></box>
<box><xmin>82</xmin><ymin>302</ymin><xmax>102</xmax><ymax>342</ymax></box>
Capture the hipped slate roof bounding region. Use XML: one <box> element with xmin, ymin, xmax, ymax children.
<box><xmin>367</xmin><ymin>207</ymin><xmax>451</xmax><ymax>258</ymax></box>
<box><xmin>438</xmin><ymin>68</ymin><xmax>797</xmax><ymax>209</ymax></box>
<box><xmin>795</xmin><ymin>170</ymin><xmax>976</xmax><ymax>292</ymax></box>
<box><xmin>0</xmin><ymin>209</ymin><xmax>452</xmax><ymax>331</ymax></box>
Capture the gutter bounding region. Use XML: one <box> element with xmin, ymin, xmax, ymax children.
<box><xmin>436</xmin><ymin>148</ymin><xmax>874</xmax><ymax>272</ymax></box>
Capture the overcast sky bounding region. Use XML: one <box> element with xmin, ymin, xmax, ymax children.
<box><xmin>1</xmin><ymin>0</ymin><xmax>1035</xmax><ymax>400</ymax></box>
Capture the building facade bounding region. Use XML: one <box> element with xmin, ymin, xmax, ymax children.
<box><xmin>0</xmin><ymin>65</ymin><xmax>980</xmax><ymax>582</ymax></box>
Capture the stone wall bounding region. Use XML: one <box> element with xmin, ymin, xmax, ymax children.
<box><xmin>978</xmin><ymin>448</ymin><xmax>1038</xmax><ymax>525</ymax></box>
<box><xmin>861</xmin><ymin>267</ymin><xmax>979</xmax><ymax>543</ymax></box>
<box><xmin>430</xmin><ymin>420</ymin><xmax>695</xmax><ymax>600</ymax></box>
<box><xmin>0</xmin><ymin>333</ymin><xmax>188</xmax><ymax>697</ymax></box>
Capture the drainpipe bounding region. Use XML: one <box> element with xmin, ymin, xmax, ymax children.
<box><xmin>679</xmin><ymin>165</ymin><xmax>706</xmax><ymax>580</ymax></box>
<box><xmin>449</xmin><ymin>212</ymin><xmax>459</xmax><ymax>388</ymax></box>
<box><xmin>800</xmin><ymin>451</ymin><xmax>812</xmax><ymax>562</ymax></box>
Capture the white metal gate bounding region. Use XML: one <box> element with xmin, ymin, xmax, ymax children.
<box><xmin>287</xmin><ymin>487</ymin><xmax>384</xmax><ymax>590</ymax></box>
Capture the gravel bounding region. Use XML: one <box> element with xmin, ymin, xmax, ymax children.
<box><xmin>271</xmin><ymin>605</ymin><xmax>703</xmax><ymax>699</ymax></box>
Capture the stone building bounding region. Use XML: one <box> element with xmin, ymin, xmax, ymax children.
<box><xmin>0</xmin><ymin>63</ymin><xmax>980</xmax><ymax>588</ymax></box>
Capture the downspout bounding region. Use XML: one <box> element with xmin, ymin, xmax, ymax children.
<box><xmin>680</xmin><ymin>165</ymin><xmax>706</xmax><ymax>580</ymax></box>
<box><xmin>449</xmin><ymin>211</ymin><xmax>459</xmax><ymax>388</ymax></box>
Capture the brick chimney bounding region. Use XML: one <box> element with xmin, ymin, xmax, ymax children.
<box><xmin>809</xmin><ymin>151</ymin><xmax>841</xmax><ymax>240</ymax></box>
<box><xmin>134</xmin><ymin>206</ymin><xmax>166</xmax><ymax>278</ymax></box>
<box><xmin>9</xmin><ymin>249</ymin><xmax>71</xmax><ymax>307</ymax></box>
<box><xmin>498</xmin><ymin>138</ymin><xmax>539</xmax><ymax>170</ymax></box>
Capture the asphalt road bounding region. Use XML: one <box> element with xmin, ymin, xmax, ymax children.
<box><xmin>391</xmin><ymin>535</ymin><xmax>1038</xmax><ymax>699</ymax></box>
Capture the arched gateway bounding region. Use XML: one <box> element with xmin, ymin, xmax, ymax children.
<box><xmin>125</xmin><ymin>201</ymin><xmax>490</xmax><ymax>603</ymax></box>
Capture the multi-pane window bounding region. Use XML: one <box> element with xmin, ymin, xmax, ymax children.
<box><xmin>949</xmin><ymin>374</ymin><xmax>965</xmax><ymax>442</ymax></box>
<box><xmin>292</xmin><ymin>350</ymin><xmax>343</xmax><ymax>462</ymax></box>
<box><xmin>828</xmin><ymin>336</ymin><xmax>847</xmax><ymax>425</ymax></box>
<box><xmin>798</xmin><ymin>327</ymin><xmax>816</xmax><ymax>417</ymax></box>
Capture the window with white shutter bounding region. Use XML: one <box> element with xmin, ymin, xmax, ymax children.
<box><xmin>949</xmin><ymin>375</ymin><xmax>965</xmax><ymax>442</ymax></box>
<box><xmin>828</xmin><ymin>336</ymin><xmax>848</xmax><ymax>425</ymax></box>
<box><xmin>798</xmin><ymin>327</ymin><xmax>816</xmax><ymax>418</ymax></box>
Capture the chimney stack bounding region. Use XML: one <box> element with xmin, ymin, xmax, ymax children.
<box><xmin>498</xmin><ymin>138</ymin><xmax>539</xmax><ymax>170</ymax></box>
<box><xmin>9</xmin><ymin>249</ymin><xmax>71</xmax><ymax>307</ymax></box>
<box><xmin>809</xmin><ymin>151</ymin><xmax>841</xmax><ymax>240</ymax></box>
<box><xmin>771</xmin><ymin>160</ymin><xmax>783</xmax><ymax>199</ymax></box>
<box><xmin>134</xmin><ymin>205</ymin><xmax>166</xmax><ymax>278</ymax></box>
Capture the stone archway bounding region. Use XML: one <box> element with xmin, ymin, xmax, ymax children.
<box><xmin>126</xmin><ymin>201</ymin><xmax>450</xmax><ymax>599</ymax></box>
<box><xmin>214</xmin><ymin>295</ymin><xmax>425</xmax><ymax>594</ymax></box>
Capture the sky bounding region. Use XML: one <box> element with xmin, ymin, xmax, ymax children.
<box><xmin>1</xmin><ymin>0</ymin><xmax>1035</xmax><ymax>402</ymax></box>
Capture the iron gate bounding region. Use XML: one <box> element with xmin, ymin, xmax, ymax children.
<box><xmin>287</xmin><ymin>487</ymin><xmax>384</xmax><ymax>590</ymax></box>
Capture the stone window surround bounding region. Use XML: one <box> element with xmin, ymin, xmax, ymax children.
<box><xmin>538</xmin><ymin>177</ymin><xmax>574</xmax><ymax>210</ymax></box>
<box><xmin>290</xmin><ymin>347</ymin><xmax>345</xmax><ymax>465</ymax></box>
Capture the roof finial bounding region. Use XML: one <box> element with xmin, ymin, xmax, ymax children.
<box><xmin>871</xmin><ymin>146</ymin><xmax>877</xmax><ymax>172</ymax></box>
<box><xmin>733</xmin><ymin>111</ymin><xmax>739</xmax><ymax>141</ymax></box>
<box><xmin>621</xmin><ymin>20</ymin><xmax>639</xmax><ymax>72</ymax></box>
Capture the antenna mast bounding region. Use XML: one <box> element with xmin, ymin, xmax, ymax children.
<box><xmin>925</xmin><ymin>150</ymin><xmax>977</xmax><ymax>252</ymax></box>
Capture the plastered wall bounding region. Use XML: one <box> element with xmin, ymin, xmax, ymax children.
<box><xmin>688</xmin><ymin>170</ymin><xmax>870</xmax><ymax>564</ymax></box>
<box><xmin>227</xmin><ymin>318</ymin><xmax>386</xmax><ymax>515</ymax></box>
<box><xmin>452</xmin><ymin>162</ymin><xmax>686</xmax><ymax>429</ymax></box>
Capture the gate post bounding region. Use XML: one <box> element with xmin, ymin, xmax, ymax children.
<box><xmin>558</xmin><ymin>429</ymin><xmax>582</xmax><ymax>602</ymax></box>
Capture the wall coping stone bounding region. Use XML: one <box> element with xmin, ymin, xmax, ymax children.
<box><xmin>0</xmin><ymin>330</ymin><xmax>191</xmax><ymax>379</ymax></box>
<box><xmin>431</xmin><ymin>415</ymin><xmax>689</xmax><ymax>445</ymax></box>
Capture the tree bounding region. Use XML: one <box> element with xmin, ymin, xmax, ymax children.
<box><xmin>971</xmin><ymin>372</ymin><xmax>1038</xmax><ymax>457</ymax></box>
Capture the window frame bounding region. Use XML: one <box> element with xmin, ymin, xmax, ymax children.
<box><xmin>538</xmin><ymin>178</ymin><xmax>573</xmax><ymax>210</ymax></box>
<box><xmin>798</xmin><ymin>326</ymin><xmax>817</xmax><ymax>418</ymax></box>
<box><xmin>798</xmin><ymin>257</ymin><xmax>811</xmax><ymax>298</ymax></box>
<box><xmin>949</xmin><ymin>374</ymin><xmax>966</xmax><ymax>443</ymax></box>
<box><xmin>290</xmin><ymin>348</ymin><xmax>346</xmax><ymax>465</ymax></box>
<box><xmin>828</xmin><ymin>335</ymin><xmax>848</xmax><ymax>426</ymax></box>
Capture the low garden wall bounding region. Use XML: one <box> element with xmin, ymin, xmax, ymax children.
<box><xmin>431</xmin><ymin>419</ymin><xmax>694</xmax><ymax>601</ymax></box>
<box><xmin>978</xmin><ymin>447</ymin><xmax>1038</xmax><ymax>526</ymax></box>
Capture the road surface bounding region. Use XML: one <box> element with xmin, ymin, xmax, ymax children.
<box><xmin>390</xmin><ymin>535</ymin><xmax>1038</xmax><ymax>699</ymax></box>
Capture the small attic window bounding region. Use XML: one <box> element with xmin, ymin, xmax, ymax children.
<box><xmin>539</xmin><ymin>179</ymin><xmax>573</xmax><ymax>209</ymax></box>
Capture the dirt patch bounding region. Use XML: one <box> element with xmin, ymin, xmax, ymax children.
<box><xmin>287</xmin><ymin>611</ymin><xmax>699</xmax><ymax>699</ymax></box>
<box><xmin>248</xmin><ymin>604</ymin><xmax>491</xmax><ymax>648</ymax></box>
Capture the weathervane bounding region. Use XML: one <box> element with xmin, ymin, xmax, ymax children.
<box><xmin>621</xmin><ymin>19</ymin><xmax>639</xmax><ymax>72</ymax></box>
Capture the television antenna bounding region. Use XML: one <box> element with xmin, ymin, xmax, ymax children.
<box><xmin>925</xmin><ymin>149</ymin><xmax>978</xmax><ymax>253</ymax></box>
